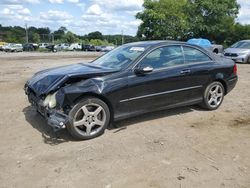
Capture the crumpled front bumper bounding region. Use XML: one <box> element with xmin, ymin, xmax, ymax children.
<box><xmin>25</xmin><ymin>87</ymin><xmax>69</xmax><ymax>131</ymax></box>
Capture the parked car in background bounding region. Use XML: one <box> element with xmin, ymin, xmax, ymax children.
<box><xmin>187</xmin><ymin>38</ymin><xmax>223</xmax><ymax>54</ymax></box>
<box><xmin>3</xmin><ymin>43</ymin><xmax>23</xmax><ymax>52</ymax></box>
<box><xmin>0</xmin><ymin>42</ymin><xmax>7</xmax><ymax>51</ymax></box>
<box><xmin>95</xmin><ymin>46</ymin><xmax>102</xmax><ymax>52</ymax></box>
<box><xmin>68</xmin><ymin>43</ymin><xmax>82</xmax><ymax>51</ymax></box>
<box><xmin>46</xmin><ymin>44</ymin><xmax>56</xmax><ymax>52</ymax></box>
<box><xmin>25</xmin><ymin>41</ymin><xmax>238</xmax><ymax>140</ymax></box>
<box><xmin>23</xmin><ymin>43</ymin><xmax>38</xmax><ymax>51</ymax></box>
<box><xmin>102</xmin><ymin>45</ymin><xmax>115</xmax><ymax>52</ymax></box>
<box><xmin>224</xmin><ymin>40</ymin><xmax>250</xmax><ymax>64</ymax></box>
<box><xmin>95</xmin><ymin>46</ymin><xmax>115</xmax><ymax>52</ymax></box>
<box><xmin>38</xmin><ymin>43</ymin><xmax>49</xmax><ymax>49</ymax></box>
<box><xmin>82</xmin><ymin>44</ymin><xmax>96</xmax><ymax>51</ymax></box>
<box><xmin>55</xmin><ymin>43</ymin><xmax>70</xmax><ymax>51</ymax></box>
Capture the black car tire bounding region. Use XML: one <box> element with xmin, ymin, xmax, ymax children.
<box><xmin>201</xmin><ymin>81</ymin><xmax>225</xmax><ymax>110</ymax></box>
<box><xmin>67</xmin><ymin>97</ymin><xmax>110</xmax><ymax>140</ymax></box>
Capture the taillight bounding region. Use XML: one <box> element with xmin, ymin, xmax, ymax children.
<box><xmin>233</xmin><ymin>64</ymin><xmax>237</xmax><ymax>75</ymax></box>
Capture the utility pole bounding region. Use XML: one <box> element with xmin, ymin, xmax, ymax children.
<box><xmin>121</xmin><ymin>30</ymin><xmax>124</xmax><ymax>45</ymax></box>
<box><xmin>25</xmin><ymin>23</ymin><xmax>28</xmax><ymax>43</ymax></box>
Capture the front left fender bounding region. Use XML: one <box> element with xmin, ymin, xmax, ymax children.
<box><xmin>56</xmin><ymin>78</ymin><xmax>104</xmax><ymax>108</ymax></box>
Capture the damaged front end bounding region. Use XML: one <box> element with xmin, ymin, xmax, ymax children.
<box><xmin>25</xmin><ymin>85</ymin><xmax>69</xmax><ymax>131</ymax></box>
<box><xmin>24</xmin><ymin>63</ymin><xmax>117</xmax><ymax>131</ymax></box>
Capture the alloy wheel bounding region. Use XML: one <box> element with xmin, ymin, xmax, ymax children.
<box><xmin>73</xmin><ymin>103</ymin><xmax>106</xmax><ymax>136</ymax></box>
<box><xmin>207</xmin><ymin>84</ymin><xmax>223</xmax><ymax>108</ymax></box>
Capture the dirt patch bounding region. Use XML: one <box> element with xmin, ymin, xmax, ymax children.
<box><xmin>0</xmin><ymin>52</ymin><xmax>250</xmax><ymax>188</ymax></box>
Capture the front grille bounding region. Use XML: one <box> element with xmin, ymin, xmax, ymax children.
<box><xmin>224</xmin><ymin>53</ymin><xmax>238</xmax><ymax>57</ymax></box>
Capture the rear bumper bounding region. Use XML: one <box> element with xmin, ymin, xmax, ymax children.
<box><xmin>227</xmin><ymin>76</ymin><xmax>238</xmax><ymax>94</ymax></box>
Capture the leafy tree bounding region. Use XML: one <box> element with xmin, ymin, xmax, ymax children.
<box><xmin>54</xmin><ymin>26</ymin><xmax>67</xmax><ymax>41</ymax></box>
<box><xmin>31</xmin><ymin>33</ymin><xmax>40</xmax><ymax>43</ymax></box>
<box><xmin>63</xmin><ymin>31</ymin><xmax>78</xmax><ymax>43</ymax></box>
<box><xmin>185</xmin><ymin>0</ymin><xmax>240</xmax><ymax>43</ymax></box>
<box><xmin>136</xmin><ymin>0</ymin><xmax>188</xmax><ymax>40</ymax></box>
<box><xmin>88</xmin><ymin>31</ymin><xmax>103</xmax><ymax>40</ymax></box>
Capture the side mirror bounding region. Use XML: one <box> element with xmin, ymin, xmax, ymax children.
<box><xmin>134</xmin><ymin>65</ymin><xmax>153</xmax><ymax>75</ymax></box>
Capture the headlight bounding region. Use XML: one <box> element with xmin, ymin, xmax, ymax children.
<box><xmin>237</xmin><ymin>53</ymin><xmax>247</xmax><ymax>56</ymax></box>
<box><xmin>43</xmin><ymin>92</ymin><xmax>57</xmax><ymax>108</ymax></box>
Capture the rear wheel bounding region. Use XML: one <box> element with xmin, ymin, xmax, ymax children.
<box><xmin>201</xmin><ymin>81</ymin><xmax>225</xmax><ymax>110</ymax></box>
<box><xmin>67</xmin><ymin>97</ymin><xmax>110</xmax><ymax>140</ymax></box>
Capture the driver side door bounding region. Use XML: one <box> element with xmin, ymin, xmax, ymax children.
<box><xmin>123</xmin><ymin>45</ymin><xmax>197</xmax><ymax>114</ymax></box>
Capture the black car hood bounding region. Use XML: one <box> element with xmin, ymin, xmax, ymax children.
<box><xmin>27</xmin><ymin>63</ymin><xmax>118</xmax><ymax>96</ymax></box>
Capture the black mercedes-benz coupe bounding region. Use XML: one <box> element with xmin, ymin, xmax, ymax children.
<box><xmin>25</xmin><ymin>41</ymin><xmax>238</xmax><ymax>140</ymax></box>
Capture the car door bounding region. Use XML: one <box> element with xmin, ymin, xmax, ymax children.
<box><xmin>123</xmin><ymin>45</ymin><xmax>199</xmax><ymax>114</ymax></box>
<box><xmin>182</xmin><ymin>46</ymin><xmax>214</xmax><ymax>100</ymax></box>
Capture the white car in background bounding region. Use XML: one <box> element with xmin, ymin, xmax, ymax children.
<box><xmin>55</xmin><ymin>43</ymin><xmax>70</xmax><ymax>51</ymax></box>
<box><xmin>68</xmin><ymin>43</ymin><xmax>82</xmax><ymax>51</ymax></box>
<box><xmin>224</xmin><ymin>40</ymin><xmax>250</xmax><ymax>64</ymax></box>
<box><xmin>38</xmin><ymin>43</ymin><xmax>49</xmax><ymax>49</ymax></box>
<box><xmin>3</xmin><ymin>43</ymin><xmax>23</xmax><ymax>52</ymax></box>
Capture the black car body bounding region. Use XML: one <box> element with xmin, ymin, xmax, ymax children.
<box><xmin>25</xmin><ymin>41</ymin><xmax>238</xmax><ymax>139</ymax></box>
<box><xmin>82</xmin><ymin>44</ymin><xmax>96</xmax><ymax>51</ymax></box>
<box><xmin>23</xmin><ymin>43</ymin><xmax>39</xmax><ymax>51</ymax></box>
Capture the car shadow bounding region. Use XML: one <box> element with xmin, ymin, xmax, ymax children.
<box><xmin>110</xmin><ymin>105</ymin><xmax>203</xmax><ymax>132</ymax></box>
<box><xmin>23</xmin><ymin>106</ymin><xmax>76</xmax><ymax>145</ymax></box>
<box><xmin>23</xmin><ymin>105</ymin><xmax>204</xmax><ymax>144</ymax></box>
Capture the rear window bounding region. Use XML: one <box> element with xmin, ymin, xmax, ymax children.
<box><xmin>183</xmin><ymin>46</ymin><xmax>211</xmax><ymax>63</ymax></box>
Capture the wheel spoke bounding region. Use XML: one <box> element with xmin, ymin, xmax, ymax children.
<box><xmin>86</xmin><ymin>125</ymin><xmax>92</xmax><ymax>135</ymax></box>
<box><xmin>95</xmin><ymin>119</ymin><xmax>105</xmax><ymax>126</ymax></box>
<box><xmin>94</xmin><ymin>106</ymin><xmax>103</xmax><ymax>116</ymax></box>
<box><xmin>74</xmin><ymin>118</ymin><xmax>86</xmax><ymax>127</ymax></box>
<box><xmin>217</xmin><ymin>93</ymin><xmax>223</xmax><ymax>97</ymax></box>
<box><xmin>215</xmin><ymin>85</ymin><xmax>220</xmax><ymax>93</ymax></box>
<box><xmin>81</xmin><ymin>106</ymin><xmax>89</xmax><ymax>116</ymax></box>
<box><xmin>208</xmin><ymin>97</ymin><xmax>213</xmax><ymax>104</ymax></box>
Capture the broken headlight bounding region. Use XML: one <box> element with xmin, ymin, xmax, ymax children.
<box><xmin>43</xmin><ymin>92</ymin><xmax>57</xmax><ymax>108</ymax></box>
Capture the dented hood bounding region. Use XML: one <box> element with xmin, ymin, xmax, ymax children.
<box><xmin>27</xmin><ymin>63</ymin><xmax>118</xmax><ymax>96</ymax></box>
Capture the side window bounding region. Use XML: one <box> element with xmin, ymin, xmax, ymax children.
<box><xmin>183</xmin><ymin>46</ymin><xmax>211</xmax><ymax>63</ymax></box>
<box><xmin>140</xmin><ymin>46</ymin><xmax>184</xmax><ymax>69</ymax></box>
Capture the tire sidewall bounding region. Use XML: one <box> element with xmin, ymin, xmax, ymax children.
<box><xmin>67</xmin><ymin>97</ymin><xmax>110</xmax><ymax>140</ymax></box>
<box><xmin>203</xmin><ymin>81</ymin><xmax>225</xmax><ymax>110</ymax></box>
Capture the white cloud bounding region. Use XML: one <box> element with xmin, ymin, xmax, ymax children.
<box><xmin>0</xmin><ymin>0</ymin><xmax>39</xmax><ymax>4</ymax></box>
<box><xmin>67</xmin><ymin>0</ymin><xmax>79</xmax><ymax>3</ymax></box>
<box><xmin>86</xmin><ymin>4</ymin><xmax>103</xmax><ymax>15</ymax></box>
<box><xmin>40</xmin><ymin>10</ymin><xmax>73</xmax><ymax>21</ymax></box>
<box><xmin>49</xmin><ymin>0</ymin><xmax>63</xmax><ymax>4</ymax></box>
<box><xmin>92</xmin><ymin>0</ymin><xmax>143</xmax><ymax>12</ymax></box>
<box><xmin>0</xmin><ymin>5</ymin><xmax>31</xmax><ymax>21</ymax></box>
<box><xmin>237</xmin><ymin>0</ymin><xmax>250</xmax><ymax>24</ymax></box>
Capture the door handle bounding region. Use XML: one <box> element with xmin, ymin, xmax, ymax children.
<box><xmin>180</xmin><ymin>69</ymin><xmax>191</xmax><ymax>74</ymax></box>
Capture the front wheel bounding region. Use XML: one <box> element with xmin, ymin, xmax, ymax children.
<box><xmin>201</xmin><ymin>82</ymin><xmax>225</xmax><ymax>110</ymax></box>
<box><xmin>67</xmin><ymin>97</ymin><xmax>110</xmax><ymax>140</ymax></box>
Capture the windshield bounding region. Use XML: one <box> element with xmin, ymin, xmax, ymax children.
<box><xmin>91</xmin><ymin>45</ymin><xmax>146</xmax><ymax>69</ymax></box>
<box><xmin>231</xmin><ymin>41</ymin><xmax>250</xmax><ymax>49</ymax></box>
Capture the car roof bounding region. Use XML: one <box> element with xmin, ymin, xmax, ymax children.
<box><xmin>124</xmin><ymin>40</ymin><xmax>187</xmax><ymax>48</ymax></box>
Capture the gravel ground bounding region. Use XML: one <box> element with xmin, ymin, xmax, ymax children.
<box><xmin>0</xmin><ymin>52</ymin><xmax>249</xmax><ymax>188</ymax></box>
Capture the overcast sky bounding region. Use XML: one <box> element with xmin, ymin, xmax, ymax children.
<box><xmin>0</xmin><ymin>0</ymin><xmax>249</xmax><ymax>36</ymax></box>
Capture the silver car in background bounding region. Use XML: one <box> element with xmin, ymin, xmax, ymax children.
<box><xmin>224</xmin><ymin>40</ymin><xmax>250</xmax><ymax>64</ymax></box>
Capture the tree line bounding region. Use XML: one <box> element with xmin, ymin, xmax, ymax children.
<box><xmin>1</xmin><ymin>0</ymin><xmax>250</xmax><ymax>46</ymax></box>
<box><xmin>136</xmin><ymin>0</ymin><xmax>250</xmax><ymax>46</ymax></box>
<box><xmin>0</xmin><ymin>25</ymin><xmax>139</xmax><ymax>46</ymax></box>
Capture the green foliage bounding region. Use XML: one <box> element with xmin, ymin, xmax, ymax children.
<box><xmin>136</xmin><ymin>0</ymin><xmax>243</xmax><ymax>45</ymax></box>
<box><xmin>136</xmin><ymin>0</ymin><xmax>188</xmax><ymax>40</ymax></box>
<box><xmin>88</xmin><ymin>31</ymin><xmax>103</xmax><ymax>40</ymax></box>
<box><xmin>185</xmin><ymin>0</ymin><xmax>240</xmax><ymax>43</ymax></box>
<box><xmin>63</xmin><ymin>31</ymin><xmax>78</xmax><ymax>43</ymax></box>
<box><xmin>89</xmin><ymin>39</ymin><xmax>112</xmax><ymax>46</ymax></box>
